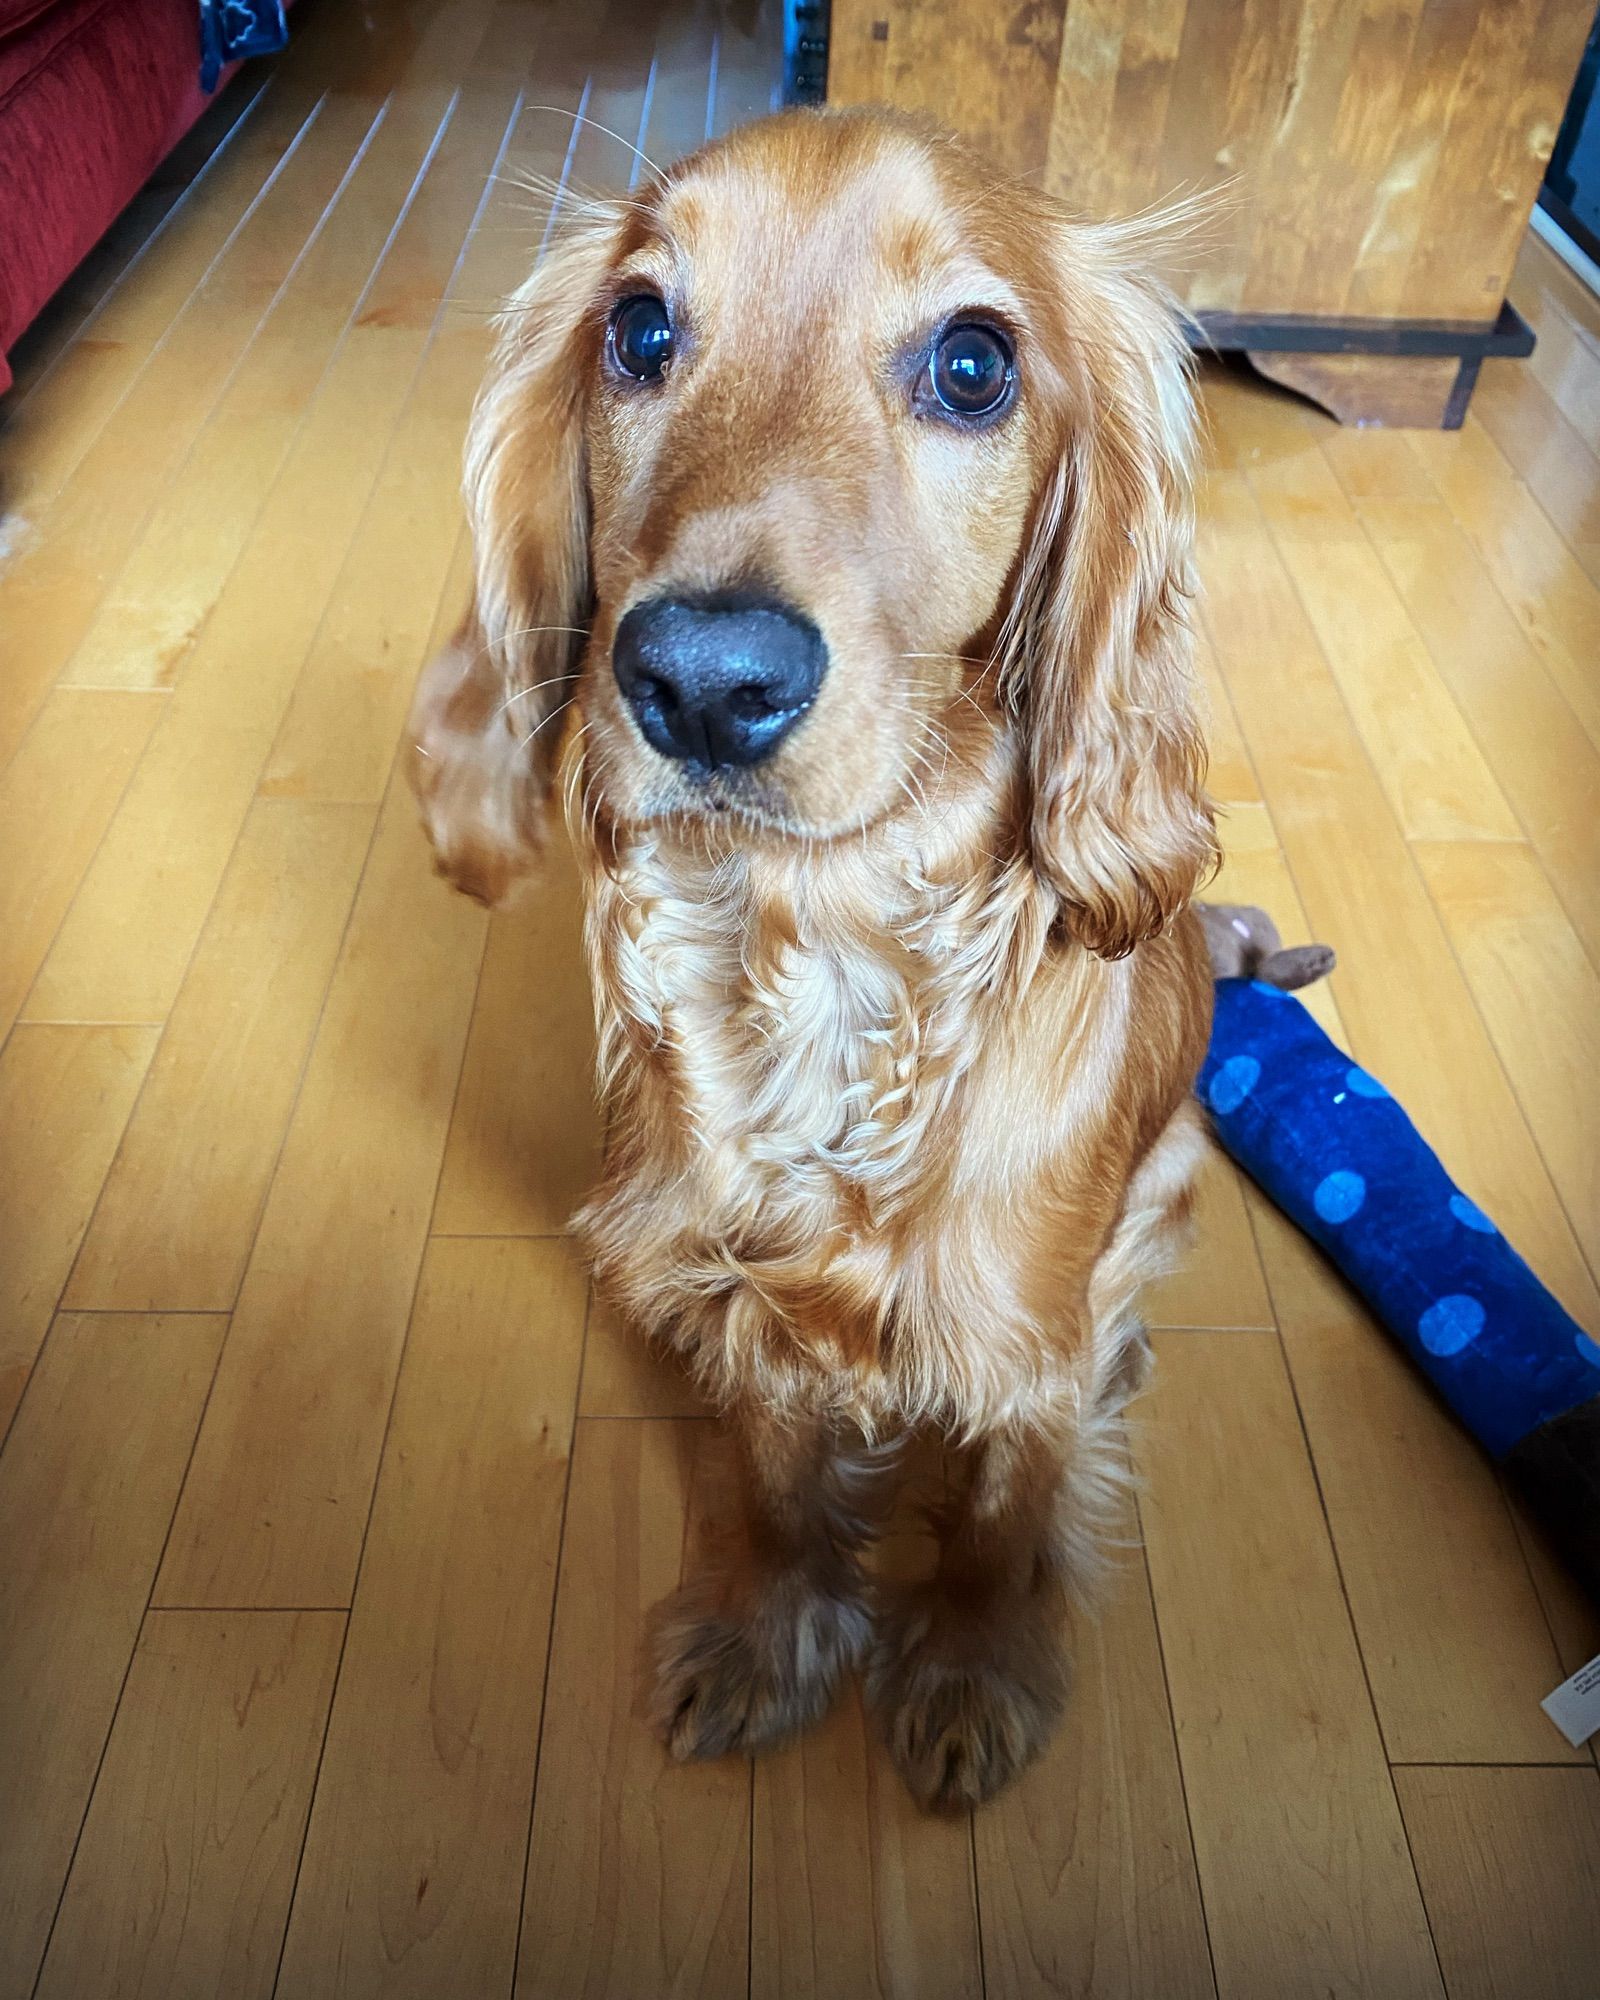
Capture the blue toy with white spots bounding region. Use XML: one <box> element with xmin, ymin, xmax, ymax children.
<box><xmin>1201</xmin><ymin>974</ymin><xmax>1600</xmax><ymax>1600</ymax></box>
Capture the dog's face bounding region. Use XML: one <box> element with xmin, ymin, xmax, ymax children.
<box><xmin>581</xmin><ymin>117</ymin><xmax>1055</xmax><ymax>835</ymax></box>
<box><xmin>418</xmin><ymin>109</ymin><xmax>1214</xmax><ymax>955</ymax></box>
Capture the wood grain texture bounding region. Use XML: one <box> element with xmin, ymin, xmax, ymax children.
<box><xmin>753</xmin><ymin>1689</ymin><xmax>984</xmax><ymax>2000</ymax></box>
<box><xmin>276</xmin><ymin>1238</ymin><xmax>587</xmax><ymax>1999</ymax></box>
<box><xmin>0</xmin><ymin>688</ymin><xmax>164</xmax><ymax>1035</ymax></box>
<box><xmin>433</xmin><ymin>838</ymin><xmax>601</xmax><ymax>1238</ymax></box>
<box><xmin>1220</xmin><ymin>385</ymin><xmax>1521</xmax><ymax>844</ymax></box>
<box><xmin>0</xmin><ymin>90</ymin><xmax>388</xmax><ymax>771</ymax></box>
<box><xmin>1357</xmin><ymin>492</ymin><xmax>1600</xmax><ymax>970</ymax></box>
<box><xmin>1143</xmin><ymin>1141</ymin><xmax>1274</xmax><ymax>1331</ymax></box>
<box><xmin>578</xmin><ymin>1295</ymin><xmax>704</xmax><ymax>1417</ymax></box>
<box><xmin>34</xmin><ymin>1610</ymin><xmax>343</xmax><ymax>2000</ymax></box>
<box><xmin>1395</xmin><ymin>1766</ymin><xmax>1600</xmax><ymax>2000</ymax></box>
<box><xmin>0</xmin><ymin>1026</ymin><xmax>158</xmax><ymax>1434</ymax></box>
<box><xmin>0</xmin><ymin>1313</ymin><xmax>228</xmax><ymax>2000</ymax></box>
<box><xmin>518</xmin><ymin>1418</ymin><xmax>749</xmax><ymax>1999</ymax></box>
<box><xmin>1409</xmin><ymin>417</ymin><xmax>1600</xmax><ymax>753</ymax></box>
<box><xmin>1249</xmin><ymin>352</ymin><xmax>1466</xmax><ymax>431</ymax></box>
<box><xmin>155</xmin><ymin>779</ymin><xmax>487</xmax><ymax>1608</ymax></box>
<box><xmin>20</xmin><ymin>318</ymin><xmax>468</xmax><ymax>1026</ymax></box>
<box><xmin>826</xmin><ymin>0</ymin><xmax>1592</xmax><ymax>334</ymax></box>
<box><xmin>974</xmin><ymin>1519</ymin><xmax>1214</xmax><ymax>2000</ymax></box>
<box><xmin>66</xmin><ymin>801</ymin><xmax>375</xmax><ymax>1312</ymax></box>
<box><xmin>1412</xmin><ymin>840</ymin><xmax>1600</xmax><ymax>1280</ymax></box>
<box><xmin>55</xmin><ymin>75</ymin><xmax>468</xmax><ymax>697</ymax></box>
<box><xmin>1136</xmin><ymin>1331</ymin><xmax>1442</xmax><ymax>1999</ymax></box>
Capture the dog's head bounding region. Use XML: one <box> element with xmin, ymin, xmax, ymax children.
<box><xmin>412</xmin><ymin>108</ymin><xmax>1215</xmax><ymax>956</ymax></box>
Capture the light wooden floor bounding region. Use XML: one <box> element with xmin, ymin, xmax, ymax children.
<box><xmin>2</xmin><ymin>2</ymin><xmax>1599</xmax><ymax>1994</ymax></box>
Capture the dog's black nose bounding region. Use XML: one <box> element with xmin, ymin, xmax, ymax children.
<box><xmin>612</xmin><ymin>594</ymin><xmax>827</xmax><ymax>769</ymax></box>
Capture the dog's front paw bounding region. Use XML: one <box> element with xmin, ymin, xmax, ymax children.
<box><xmin>867</xmin><ymin>1586</ymin><xmax>1067</xmax><ymax>1811</ymax></box>
<box><xmin>647</xmin><ymin>1572</ymin><xmax>870</xmax><ymax>1761</ymax></box>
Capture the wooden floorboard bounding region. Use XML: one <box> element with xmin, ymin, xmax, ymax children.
<box><xmin>2</xmin><ymin>4</ymin><xmax>1597</xmax><ymax>1993</ymax></box>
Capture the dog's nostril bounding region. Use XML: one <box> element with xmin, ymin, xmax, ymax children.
<box><xmin>638</xmin><ymin>673</ymin><xmax>677</xmax><ymax>713</ymax></box>
<box><xmin>726</xmin><ymin>683</ymin><xmax>775</xmax><ymax>720</ymax></box>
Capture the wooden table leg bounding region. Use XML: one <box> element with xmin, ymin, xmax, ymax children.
<box><xmin>1246</xmin><ymin>350</ymin><xmax>1480</xmax><ymax>428</ymax></box>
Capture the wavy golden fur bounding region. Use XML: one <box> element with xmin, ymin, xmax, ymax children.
<box><xmin>409</xmin><ymin>107</ymin><xmax>1217</xmax><ymax>1809</ymax></box>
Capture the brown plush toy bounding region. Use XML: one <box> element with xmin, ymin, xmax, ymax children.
<box><xmin>1196</xmin><ymin>902</ymin><xmax>1336</xmax><ymax>991</ymax></box>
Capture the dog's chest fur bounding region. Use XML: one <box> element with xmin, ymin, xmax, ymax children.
<box><xmin>570</xmin><ymin>810</ymin><xmax>1115</xmax><ymax>1425</ymax></box>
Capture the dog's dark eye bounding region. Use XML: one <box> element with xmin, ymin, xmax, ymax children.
<box><xmin>929</xmin><ymin>323</ymin><xmax>1013</xmax><ymax>418</ymax></box>
<box><xmin>609</xmin><ymin>294</ymin><xmax>673</xmax><ymax>381</ymax></box>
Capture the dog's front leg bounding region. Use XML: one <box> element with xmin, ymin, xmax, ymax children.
<box><xmin>647</xmin><ymin>1399</ymin><xmax>884</xmax><ymax>1762</ymax></box>
<box><xmin>868</xmin><ymin>1415</ymin><xmax>1079</xmax><ymax>1811</ymax></box>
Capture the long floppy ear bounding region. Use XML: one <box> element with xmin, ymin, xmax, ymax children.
<box><xmin>1001</xmin><ymin>222</ymin><xmax>1217</xmax><ymax>959</ymax></box>
<box><xmin>409</xmin><ymin>208</ymin><xmax>621</xmax><ymax>905</ymax></box>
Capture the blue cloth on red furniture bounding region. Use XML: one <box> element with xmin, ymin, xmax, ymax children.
<box><xmin>199</xmin><ymin>0</ymin><xmax>286</xmax><ymax>91</ymax></box>
<box><xmin>1200</xmin><ymin>977</ymin><xmax>1600</xmax><ymax>1457</ymax></box>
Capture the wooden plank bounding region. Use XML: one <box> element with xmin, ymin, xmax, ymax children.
<box><xmin>829</xmin><ymin>0</ymin><xmax>1062</xmax><ymax>184</ymax></box>
<box><xmin>1510</xmin><ymin>238</ymin><xmax>1600</xmax><ymax>461</ymax></box>
<box><xmin>1232</xmin><ymin>396</ymin><xmax>1521</xmax><ymax>842</ymax></box>
<box><xmin>433</xmin><ymin>838</ymin><xmax>601</xmax><ymax>1237</ymax></box>
<box><xmin>1395</xmin><ymin>1766</ymin><xmax>1600</xmax><ymax>2000</ymax></box>
<box><xmin>578</xmin><ymin>1296</ymin><xmax>704</xmax><ymax>1417</ymax></box>
<box><xmin>18</xmin><ymin>65</ymin><xmax>520</xmax><ymax>1027</ymax></box>
<box><xmin>0</xmin><ymin>90</ymin><xmax>388</xmax><ymax>772</ymax></box>
<box><xmin>1194</xmin><ymin>623</ymin><xmax>1276</xmax><ymax>859</ymax></box>
<box><xmin>255</xmin><ymin>328</ymin><xmax>477</xmax><ymax>800</ymax></box>
<box><xmin>0</xmin><ymin>1026</ymin><xmax>158</xmax><ymax>1436</ymax></box>
<box><xmin>34</xmin><ymin>1609</ymin><xmax>343</xmax><ymax>2000</ymax></box>
<box><xmin>1410</xmin><ymin>418</ymin><xmax>1600</xmax><ymax>756</ymax></box>
<box><xmin>19</xmin><ymin>328</ymin><xmax>469</xmax><ymax>1027</ymax></box>
<box><xmin>1248</xmin><ymin>350</ymin><xmax>1464</xmax><ymax>430</ymax></box>
<box><xmin>65</xmin><ymin>801</ymin><xmax>375</xmax><ymax>1312</ymax></box>
<box><xmin>518</xmin><ymin>1418</ymin><xmax>749</xmax><ymax>1999</ymax></box>
<box><xmin>0</xmin><ymin>1311</ymin><xmax>228</xmax><ymax>2000</ymax></box>
<box><xmin>1136</xmin><ymin>1331</ymin><xmax>1442</xmax><ymax>1999</ymax></box>
<box><xmin>753</xmin><ymin>1686</ymin><xmax>984</xmax><ymax>2000</ymax></box>
<box><xmin>1315</xmin><ymin>421</ymin><xmax>1438</xmax><ymax>503</ymax></box>
<box><xmin>1356</xmin><ymin>494</ymin><xmax>1600</xmax><ymax>972</ymax></box>
<box><xmin>1473</xmin><ymin>360</ymin><xmax>1600</xmax><ymax>587</ymax></box>
<box><xmin>973</xmin><ymin>1521</ymin><xmax>1214</xmax><ymax>2000</ymax></box>
<box><xmin>1401</xmin><ymin>0</ymin><xmax>1583</xmax><ymax>327</ymax></box>
<box><xmin>1512</xmin><ymin>228</ymin><xmax>1600</xmax><ymax>365</ymax></box>
<box><xmin>276</xmin><ymin>1238</ymin><xmax>587</xmax><ymax>1999</ymax></box>
<box><xmin>1144</xmin><ymin>1141</ymin><xmax>1274</xmax><ymax>1332</ymax></box>
<box><xmin>1412</xmin><ymin>841</ymin><xmax>1600</xmax><ymax>1278</ymax></box>
<box><xmin>1198</xmin><ymin>467</ymin><xmax>1600</xmax><ymax>1334</ymax></box>
<box><xmin>57</xmin><ymin>76</ymin><xmax>471</xmax><ymax>695</ymax></box>
<box><xmin>0</xmin><ymin>689</ymin><xmax>164</xmax><ymax>1036</ymax></box>
<box><xmin>831</xmin><ymin>0</ymin><xmax>1587</xmax><ymax>326</ymax></box>
<box><xmin>1251</xmin><ymin>1198</ymin><xmax>1586</xmax><ymax>1765</ymax></box>
<box><xmin>154</xmin><ymin>777</ymin><xmax>486</xmax><ymax>1608</ymax></box>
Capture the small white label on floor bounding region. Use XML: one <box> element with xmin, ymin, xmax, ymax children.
<box><xmin>1542</xmin><ymin>1653</ymin><xmax>1600</xmax><ymax>1748</ymax></box>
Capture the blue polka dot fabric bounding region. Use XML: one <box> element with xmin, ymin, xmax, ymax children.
<box><xmin>1200</xmin><ymin>979</ymin><xmax>1600</xmax><ymax>1458</ymax></box>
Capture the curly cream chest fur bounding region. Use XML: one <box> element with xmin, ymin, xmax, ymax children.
<box><xmin>570</xmin><ymin>819</ymin><xmax>1124</xmax><ymax>1430</ymax></box>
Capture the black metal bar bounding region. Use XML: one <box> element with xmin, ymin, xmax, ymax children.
<box><xmin>1441</xmin><ymin>354</ymin><xmax>1482</xmax><ymax>431</ymax></box>
<box><xmin>1185</xmin><ymin>299</ymin><xmax>1534</xmax><ymax>361</ymax></box>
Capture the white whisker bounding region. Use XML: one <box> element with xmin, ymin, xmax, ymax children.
<box><xmin>524</xmin><ymin>104</ymin><xmax>664</xmax><ymax>184</ymax></box>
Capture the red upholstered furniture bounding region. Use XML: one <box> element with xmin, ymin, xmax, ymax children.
<box><xmin>0</xmin><ymin>0</ymin><xmax>267</xmax><ymax>393</ymax></box>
